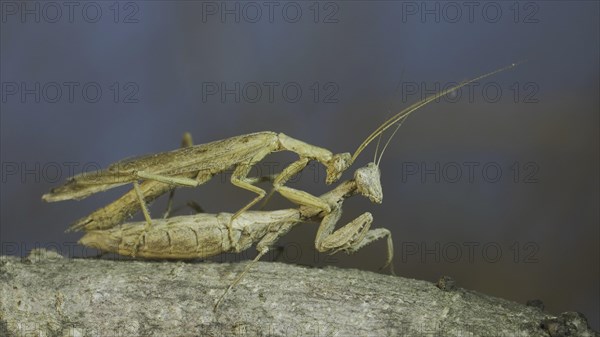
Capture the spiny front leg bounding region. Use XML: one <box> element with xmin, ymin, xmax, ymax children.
<box><xmin>315</xmin><ymin>208</ymin><xmax>394</xmax><ymax>274</ymax></box>
<box><xmin>277</xmin><ymin>133</ymin><xmax>352</xmax><ymax>184</ymax></box>
<box><xmin>273</xmin><ymin>158</ymin><xmax>331</xmax><ymax>213</ymax></box>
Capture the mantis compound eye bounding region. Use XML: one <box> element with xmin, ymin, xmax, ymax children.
<box><xmin>354</xmin><ymin>162</ymin><xmax>383</xmax><ymax>204</ymax></box>
<box><xmin>326</xmin><ymin>152</ymin><xmax>352</xmax><ymax>184</ymax></box>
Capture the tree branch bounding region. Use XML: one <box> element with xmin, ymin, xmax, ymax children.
<box><xmin>1</xmin><ymin>249</ymin><xmax>597</xmax><ymax>337</ymax></box>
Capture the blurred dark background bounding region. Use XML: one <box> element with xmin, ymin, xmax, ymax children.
<box><xmin>1</xmin><ymin>0</ymin><xmax>598</xmax><ymax>331</ymax></box>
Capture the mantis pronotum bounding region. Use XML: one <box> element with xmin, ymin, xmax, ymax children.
<box><xmin>44</xmin><ymin>64</ymin><xmax>519</xmax><ymax>240</ymax></box>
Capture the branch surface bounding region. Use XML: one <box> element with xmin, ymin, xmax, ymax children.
<box><xmin>0</xmin><ymin>249</ymin><xmax>597</xmax><ymax>337</ymax></box>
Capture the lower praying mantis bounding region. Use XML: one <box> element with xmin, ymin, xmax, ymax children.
<box><xmin>49</xmin><ymin>64</ymin><xmax>519</xmax><ymax>237</ymax></box>
<box><xmin>79</xmin><ymin>160</ymin><xmax>392</xmax><ymax>310</ymax></box>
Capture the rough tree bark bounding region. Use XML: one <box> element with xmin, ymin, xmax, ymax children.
<box><xmin>0</xmin><ymin>249</ymin><xmax>597</xmax><ymax>337</ymax></box>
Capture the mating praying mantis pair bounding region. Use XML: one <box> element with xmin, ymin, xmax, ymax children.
<box><xmin>43</xmin><ymin>64</ymin><xmax>517</xmax><ymax>308</ymax></box>
<box><xmin>80</xmin><ymin>160</ymin><xmax>389</xmax><ymax>310</ymax></box>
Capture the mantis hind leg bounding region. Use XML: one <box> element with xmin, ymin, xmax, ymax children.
<box><xmin>214</xmin><ymin>220</ymin><xmax>298</xmax><ymax>311</ymax></box>
<box><xmin>213</xmin><ymin>246</ymin><xmax>270</xmax><ymax>312</ymax></box>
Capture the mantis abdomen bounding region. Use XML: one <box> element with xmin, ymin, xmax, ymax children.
<box><xmin>79</xmin><ymin>209</ymin><xmax>301</xmax><ymax>259</ymax></box>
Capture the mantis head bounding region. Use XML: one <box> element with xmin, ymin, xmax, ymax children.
<box><xmin>326</xmin><ymin>152</ymin><xmax>352</xmax><ymax>184</ymax></box>
<box><xmin>354</xmin><ymin>162</ymin><xmax>383</xmax><ymax>204</ymax></box>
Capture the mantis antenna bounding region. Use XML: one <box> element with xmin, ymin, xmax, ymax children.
<box><xmin>376</xmin><ymin>116</ymin><xmax>406</xmax><ymax>167</ymax></box>
<box><xmin>373</xmin><ymin>128</ymin><xmax>383</xmax><ymax>163</ymax></box>
<box><xmin>373</xmin><ymin>68</ymin><xmax>406</xmax><ymax>163</ymax></box>
<box><xmin>352</xmin><ymin>63</ymin><xmax>520</xmax><ymax>164</ymax></box>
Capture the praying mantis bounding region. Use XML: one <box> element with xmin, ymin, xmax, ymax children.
<box><xmin>43</xmin><ymin>64</ymin><xmax>518</xmax><ymax>240</ymax></box>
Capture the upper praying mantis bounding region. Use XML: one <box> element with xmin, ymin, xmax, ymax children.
<box><xmin>43</xmin><ymin>64</ymin><xmax>518</xmax><ymax>240</ymax></box>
